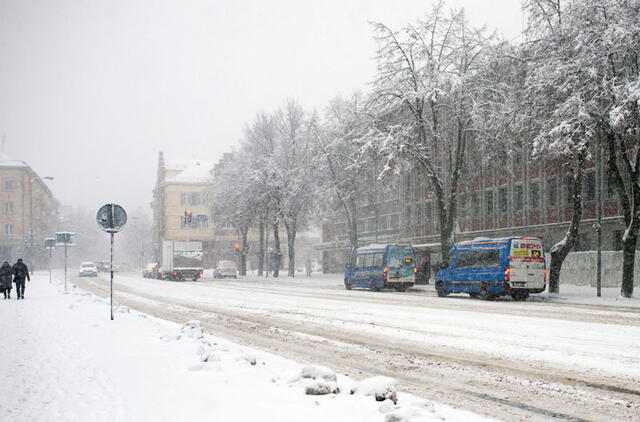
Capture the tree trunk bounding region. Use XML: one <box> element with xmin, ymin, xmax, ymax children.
<box><xmin>607</xmin><ymin>131</ymin><xmax>638</xmax><ymax>298</ymax></box>
<box><xmin>285</xmin><ymin>219</ymin><xmax>297</xmax><ymax>277</ymax></box>
<box><xmin>621</xmin><ymin>227</ymin><xmax>638</xmax><ymax>297</ymax></box>
<box><xmin>272</xmin><ymin>222</ymin><xmax>281</xmax><ymax>278</ymax></box>
<box><xmin>620</xmin><ymin>181</ymin><xmax>639</xmax><ymax>297</ymax></box>
<box><xmin>257</xmin><ymin>218</ymin><xmax>265</xmax><ymax>277</ymax></box>
<box><xmin>549</xmin><ymin>167</ymin><xmax>584</xmax><ymax>294</ymax></box>
<box><xmin>346</xmin><ymin>197</ymin><xmax>358</xmax><ymax>250</ymax></box>
<box><xmin>240</xmin><ymin>225</ymin><xmax>248</xmax><ymax>276</ymax></box>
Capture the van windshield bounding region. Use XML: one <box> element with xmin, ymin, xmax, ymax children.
<box><xmin>456</xmin><ymin>249</ymin><xmax>500</xmax><ymax>268</ymax></box>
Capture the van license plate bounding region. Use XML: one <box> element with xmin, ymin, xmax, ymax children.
<box><xmin>512</xmin><ymin>282</ymin><xmax>526</xmax><ymax>287</ymax></box>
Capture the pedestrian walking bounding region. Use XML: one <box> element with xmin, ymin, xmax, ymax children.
<box><xmin>12</xmin><ymin>258</ymin><xmax>30</xmax><ymax>300</ymax></box>
<box><xmin>0</xmin><ymin>261</ymin><xmax>12</xmax><ymax>299</ymax></box>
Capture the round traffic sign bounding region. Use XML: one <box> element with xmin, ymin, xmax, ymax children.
<box><xmin>96</xmin><ymin>203</ymin><xmax>127</xmax><ymax>233</ymax></box>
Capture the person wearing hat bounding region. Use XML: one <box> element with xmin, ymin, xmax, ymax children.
<box><xmin>12</xmin><ymin>258</ymin><xmax>30</xmax><ymax>300</ymax></box>
<box><xmin>0</xmin><ymin>261</ymin><xmax>12</xmax><ymax>299</ymax></box>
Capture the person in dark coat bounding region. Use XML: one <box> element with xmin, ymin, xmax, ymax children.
<box><xmin>0</xmin><ymin>261</ymin><xmax>12</xmax><ymax>299</ymax></box>
<box><xmin>12</xmin><ymin>258</ymin><xmax>30</xmax><ymax>300</ymax></box>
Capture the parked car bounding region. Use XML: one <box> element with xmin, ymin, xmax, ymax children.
<box><xmin>78</xmin><ymin>262</ymin><xmax>98</xmax><ymax>277</ymax></box>
<box><xmin>214</xmin><ymin>260</ymin><xmax>237</xmax><ymax>279</ymax></box>
<box><xmin>142</xmin><ymin>263</ymin><xmax>160</xmax><ymax>279</ymax></box>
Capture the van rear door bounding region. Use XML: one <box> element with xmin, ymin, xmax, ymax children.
<box><xmin>509</xmin><ymin>239</ymin><xmax>545</xmax><ymax>289</ymax></box>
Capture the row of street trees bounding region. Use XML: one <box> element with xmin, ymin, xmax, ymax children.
<box><xmin>213</xmin><ymin>0</ymin><xmax>639</xmax><ymax>296</ymax></box>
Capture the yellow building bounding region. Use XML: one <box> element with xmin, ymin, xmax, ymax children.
<box><xmin>0</xmin><ymin>152</ymin><xmax>58</xmax><ymax>268</ymax></box>
<box><xmin>151</xmin><ymin>152</ymin><xmax>214</xmax><ymax>265</ymax></box>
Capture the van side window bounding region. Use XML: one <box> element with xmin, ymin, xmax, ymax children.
<box><xmin>364</xmin><ymin>253</ymin><xmax>375</xmax><ymax>268</ymax></box>
<box><xmin>373</xmin><ymin>253</ymin><xmax>384</xmax><ymax>267</ymax></box>
<box><xmin>355</xmin><ymin>254</ymin><xmax>365</xmax><ymax>270</ymax></box>
<box><xmin>456</xmin><ymin>249</ymin><xmax>500</xmax><ymax>268</ymax></box>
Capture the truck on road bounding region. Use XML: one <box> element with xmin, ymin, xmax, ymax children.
<box><xmin>161</xmin><ymin>240</ymin><xmax>204</xmax><ymax>281</ymax></box>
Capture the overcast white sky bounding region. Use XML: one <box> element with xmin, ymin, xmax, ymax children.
<box><xmin>0</xmin><ymin>0</ymin><xmax>524</xmax><ymax>214</ymax></box>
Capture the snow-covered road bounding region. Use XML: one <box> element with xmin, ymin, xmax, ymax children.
<box><xmin>73</xmin><ymin>272</ymin><xmax>640</xmax><ymax>422</ymax></box>
<box><xmin>2</xmin><ymin>274</ymin><xmax>489</xmax><ymax>422</ymax></box>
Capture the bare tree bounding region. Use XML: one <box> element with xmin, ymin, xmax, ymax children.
<box><xmin>364</xmin><ymin>3</ymin><xmax>493</xmax><ymax>261</ymax></box>
<box><xmin>312</xmin><ymin>93</ymin><xmax>370</xmax><ymax>251</ymax></box>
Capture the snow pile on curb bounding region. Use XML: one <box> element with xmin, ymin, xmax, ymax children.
<box><xmin>177</xmin><ymin>320</ymin><xmax>204</xmax><ymax>339</ymax></box>
<box><xmin>289</xmin><ymin>365</ymin><xmax>340</xmax><ymax>395</ymax></box>
<box><xmin>351</xmin><ymin>376</ymin><xmax>398</xmax><ymax>403</ymax></box>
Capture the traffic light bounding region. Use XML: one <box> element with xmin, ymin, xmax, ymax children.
<box><xmin>184</xmin><ymin>211</ymin><xmax>193</xmax><ymax>226</ymax></box>
<box><xmin>233</xmin><ymin>242</ymin><xmax>241</xmax><ymax>254</ymax></box>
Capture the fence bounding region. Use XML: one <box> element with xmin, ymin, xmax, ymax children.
<box><xmin>558</xmin><ymin>251</ymin><xmax>640</xmax><ymax>287</ymax></box>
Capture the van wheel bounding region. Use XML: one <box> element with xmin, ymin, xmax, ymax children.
<box><xmin>344</xmin><ymin>280</ymin><xmax>351</xmax><ymax>290</ymax></box>
<box><xmin>511</xmin><ymin>292</ymin><xmax>529</xmax><ymax>301</ymax></box>
<box><xmin>479</xmin><ymin>284</ymin><xmax>494</xmax><ymax>301</ymax></box>
<box><xmin>435</xmin><ymin>282</ymin><xmax>448</xmax><ymax>297</ymax></box>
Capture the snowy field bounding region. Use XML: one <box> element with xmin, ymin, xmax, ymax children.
<box><xmin>0</xmin><ymin>273</ymin><xmax>496</xmax><ymax>422</ymax></box>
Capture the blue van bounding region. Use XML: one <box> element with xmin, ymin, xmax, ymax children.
<box><xmin>435</xmin><ymin>237</ymin><xmax>546</xmax><ymax>301</ymax></box>
<box><xmin>344</xmin><ymin>244</ymin><xmax>416</xmax><ymax>292</ymax></box>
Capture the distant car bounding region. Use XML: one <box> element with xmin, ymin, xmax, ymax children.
<box><xmin>142</xmin><ymin>263</ymin><xmax>160</xmax><ymax>279</ymax></box>
<box><xmin>95</xmin><ymin>261</ymin><xmax>110</xmax><ymax>272</ymax></box>
<box><xmin>78</xmin><ymin>262</ymin><xmax>98</xmax><ymax>277</ymax></box>
<box><xmin>296</xmin><ymin>267</ymin><xmax>304</xmax><ymax>273</ymax></box>
<box><xmin>214</xmin><ymin>260</ymin><xmax>237</xmax><ymax>279</ymax></box>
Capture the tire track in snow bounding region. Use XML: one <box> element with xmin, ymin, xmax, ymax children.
<box><xmin>74</xmin><ymin>275</ymin><xmax>640</xmax><ymax>422</ymax></box>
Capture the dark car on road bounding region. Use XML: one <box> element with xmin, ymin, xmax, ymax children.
<box><xmin>214</xmin><ymin>260</ymin><xmax>237</xmax><ymax>279</ymax></box>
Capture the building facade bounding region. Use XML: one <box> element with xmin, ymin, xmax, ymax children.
<box><xmin>321</xmin><ymin>146</ymin><xmax>626</xmax><ymax>273</ymax></box>
<box><xmin>151</xmin><ymin>152</ymin><xmax>215</xmax><ymax>266</ymax></box>
<box><xmin>0</xmin><ymin>153</ymin><xmax>58</xmax><ymax>268</ymax></box>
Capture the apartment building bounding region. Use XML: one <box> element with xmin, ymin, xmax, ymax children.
<box><xmin>320</xmin><ymin>146</ymin><xmax>626</xmax><ymax>273</ymax></box>
<box><xmin>151</xmin><ymin>152</ymin><xmax>215</xmax><ymax>266</ymax></box>
<box><xmin>0</xmin><ymin>152</ymin><xmax>58</xmax><ymax>268</ymax></box>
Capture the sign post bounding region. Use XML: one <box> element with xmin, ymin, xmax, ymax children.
<box><xmin>55</xmin><ymin>232</ymin><xmax>75</xmax><ymax>291</ymax></box>
<box><xmin>96</xmin><ymin>203</ymin><xmax>127</xmax><ymax>320</ymax></box>
<box><xmin>44</xmin><ymin>238</ymin><xmax>56</xmax><ymax>284</ymax></box>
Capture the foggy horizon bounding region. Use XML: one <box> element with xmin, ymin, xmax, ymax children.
<box><xmin>0</xmin><ymin>0</ymin><xmax>523</xmax><ymax>214</ymax></box>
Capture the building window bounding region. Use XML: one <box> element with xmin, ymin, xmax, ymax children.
<box><xmin>180</xmin><ymin>192</ymin><xmax>204</xmax><ymax>205</ymax></box>
<box><xmin>405</xmin><ymin>206</ymin><xmax>412</xmax><ymax>228</ymax></box>
<box><xmin>4</xmin><ymin>180</ymin><xmax>13</xmax><ymax>192</ymax></box>
<box><xmin>499</xmin><ymin>187</ymin><xmax>507</xmax><ymax>213</ymax></box>
<box><xmin>4</xmin><ymin>224</ymin><xmax>12</xmax><ymax>235</ymax></box>
<box><xmin>607</xmin><ymin>170</ymin><xmax>617</xmax><ymax>198</ymax></box>
<box><xmin>567</xmin><ymin>176</ymin><xmax>574</xmax><ymax>203</ymax></box>
<box><xmin>585</xmin><ymin>171</ymin><xmax>596</xmax><ymax>202</ymax></box>
<box><xmin>530</xmin><ymin>181</ymin><xmax>540</xmax><ymax>209</ymax></box>
<box><xmin>4</xmin><ymin>201</ymin><xmax>13</xmax><ymax>214</ymax></box>
<box><xmin>547</xmin><ymin>177</ymin><xmax>558</xmax><ymax>207</ymax></box>
<box><xmin>197</xmin><ymin>215</ymin><xmax>208</xmax><ymax>229</ymax></box>
<box><xmin>514</xmin><ymin>184</ymin><xmax>523</xmax><ymax>212</ymax></box>
<box><xmin>472</xmin><ymin>192</ymin><xmax>480</xmax><ymax>216</ymax></box>
<box><xmin>486</xmin><ymin>190</ymin><xmax>494</xmax><ymax>215</ymax></box>
<box><xmin>425</xmin><ymin>201</ymin><xmax>432</xmax><ymax>225</ymax></box>
<box><xmin>390</xmin><ymin>214</ymin><xmax>400</xmax><ymax>229</ymax></box>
